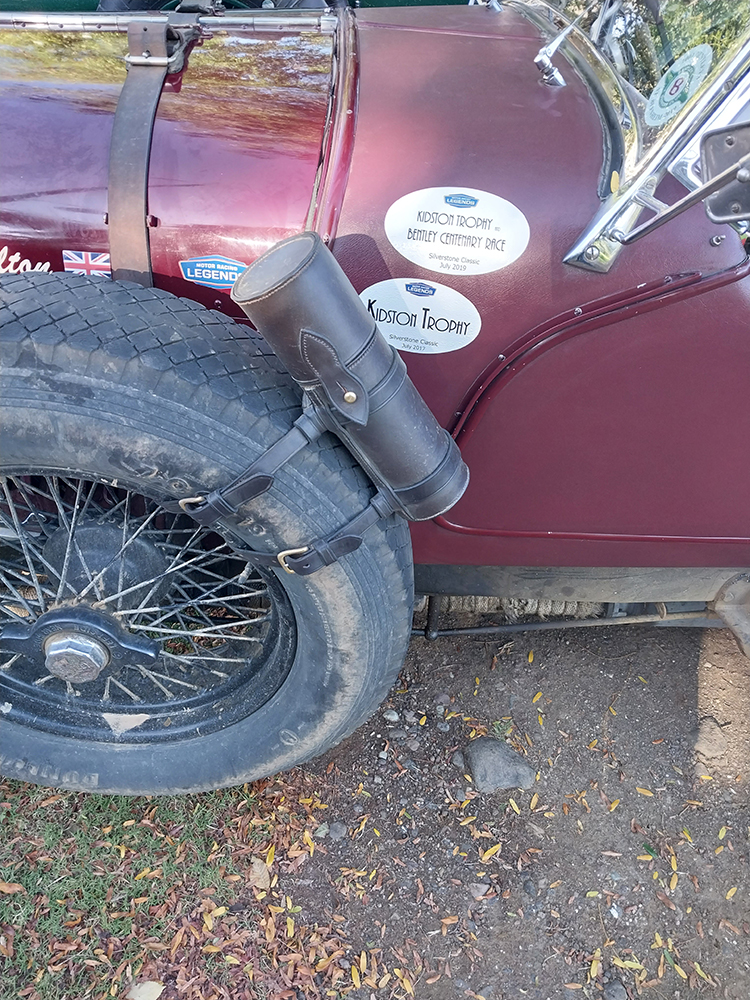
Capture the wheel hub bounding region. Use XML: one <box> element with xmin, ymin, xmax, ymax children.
<box><xmin>43</xmin><ymin>630</ymin><xmax>110</xmax><ymax>683</ymax></box>
<box><xmin>0</xmin><ymin>606</ymin><xmax>159</xmax><ymax>680</ymax></box>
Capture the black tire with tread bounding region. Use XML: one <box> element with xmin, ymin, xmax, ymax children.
<box><xmin>0</xmin><ymin>272</ymin><xmax>413</xmax><ymax>794</ymax></box>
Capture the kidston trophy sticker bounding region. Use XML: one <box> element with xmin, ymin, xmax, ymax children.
<box><xmin>360</xmin><ymin>278</ymin><xmax>481</xmax><ymax>355</ymax></box>
<box><xmin>645</xmin><ymin>44</ymin><xmax>713</xmax><ymax>127</ymax></box>
<box><xmin>384</xmin><ymin>186</ymin><xmax>530</xmax><ymax>276</ymax></box>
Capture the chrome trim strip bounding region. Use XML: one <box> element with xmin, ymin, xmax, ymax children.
<box><xmin>509</xmin><ymin>0</ymin><xmax>639</xmax><ymax>199</ymax></box>
<box><xmin>0</xmin><ymin>11</ymin><xmax>335</xmax><ymax>33</ymax></box>
<box><xmin>564</xmin><ymin>35</ymin><xmax>750</xmax><ymax>272</ymax></box>
<box><xmin>509</xmin><ymin>0</ymin><xmax>750</xmax><ymax>273</ymax></box>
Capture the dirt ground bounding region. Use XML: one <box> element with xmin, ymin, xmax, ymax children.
<box><xmin>287</xmin><ymin>621</ymin><xmax>750</xmax><ymax>999</ymax></box>
<box><xmin>2</xmin><ymin>621</ymin><xmax>749</xmax><ymax>1000</ymax></box>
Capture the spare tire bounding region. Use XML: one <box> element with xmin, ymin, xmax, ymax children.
<box><xmin>0</xmin><ymin>272</ymin><xmax>413</xmax><ymax>794</ymax></box>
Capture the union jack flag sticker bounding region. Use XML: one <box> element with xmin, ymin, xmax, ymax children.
<box><xmin>62</xmin><ymin>250</ymin><xmax>111</xmax><ymax>277</ymax></box>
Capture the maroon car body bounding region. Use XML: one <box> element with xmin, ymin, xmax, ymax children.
<box><xmin>1</xmin><ymin>2</ymin><xmax>749</xmax><ymax>793</ymax></box>
<box><xmin>3</xmin><ymin>4</ymin><xmax>748</xmax><ymax>571</ymax></box>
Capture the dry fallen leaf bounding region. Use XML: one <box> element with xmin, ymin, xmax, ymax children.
<box><xmin>124</xmin><ymin>984</ymin><xmax>165</xmax><ymax>1000</ymax></box>
<box><xmin>0</xmin><ymin>882</ymin><xmax>25</xmax><ymax>895</ymax></box>
<box><xmin>249</xmin><ymin>857</ymin><xmax>271</xmax><ymax>891</ymax></box>
<box><xmin>656</xmin><ymin>890</ymin><xmax>676</xmax><ymax>911</ymax></box>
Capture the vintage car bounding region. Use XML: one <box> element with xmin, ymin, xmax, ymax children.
<box><xmin>1</xmin><ymin>0</ymin><xmax>749</xmax><ymax>794</ymax></box>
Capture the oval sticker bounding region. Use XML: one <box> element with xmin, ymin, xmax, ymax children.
<box><xmin>384</xmin><ymin>186</ymin><xmax>530</xmax><ymax>275</ymax></box>
<box><xmin>360</xmin><ymin>278</ymin><xmax>481</xmax><ymax>354</ymax></box>
<box><xmin>645</xmin><ymin>44</ymin><xmax>713</xmax><ymax>127</ymax></box>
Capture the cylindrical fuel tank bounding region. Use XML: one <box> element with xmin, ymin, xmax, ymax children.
<box><xmin>0</xmin><ymin>11</ymin><xmax>338</xmax><ymax>314</ymax></box>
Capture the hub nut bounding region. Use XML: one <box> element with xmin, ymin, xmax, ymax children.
<box><xmin>43</xmin><ymin>631</ymin><xmax>110</xmax><ymax>683</ymax></box>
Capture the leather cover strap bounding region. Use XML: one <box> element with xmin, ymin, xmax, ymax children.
<box><xmin>162</xmin><ymin>410</ymin><xmax>324</xmax><ymax>524</ymax></box>
<box><xmin>108</xmin><ymin>20</ymin><xmax>170</xmax><ymax>286</ymax></box>
<box><xmin>231</xmin><ymin>491</ymin><xmax>396</xmax><ymax>576</ymax></box>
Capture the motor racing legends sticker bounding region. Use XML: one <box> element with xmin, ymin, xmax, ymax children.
<box><xmin>360</xmin><ymin>278</ymin><xmax>481</xmax><ymax>354</ymax></box>
<box><xmin>645</xmin><ymin>44</ymin><xmax>713</xmax><ymax>127</ymax></box>
<box><xmin>179</xmin><ymin>254</ymin><xmax>248</xmax><ymax>291</ymax></box>
<box><xmin>384</xmin><ymin>186</ymin><xmax>530</xmax><ymax>275</ymax></box>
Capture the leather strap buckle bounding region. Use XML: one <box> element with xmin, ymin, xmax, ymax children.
<box><xmin>276</xmin><ymin>546</ymin><xmax>310</xmax><ymax>574</ymax></box>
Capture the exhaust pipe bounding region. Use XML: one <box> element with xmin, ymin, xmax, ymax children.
<box><xmin>232</xmin><ymin>232</ymin><xmax>468</xmax><ymax>521</ymax></box>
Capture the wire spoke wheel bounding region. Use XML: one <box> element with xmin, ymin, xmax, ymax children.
<box><xmin>0</xmin><ymin>473</ymin><xmax>295</xmax><ymax>742</ymax></box>
<box><xmin>0</xmin><ymin>272</ymin><xmax>412</xmax><ymax>793</ymax></box>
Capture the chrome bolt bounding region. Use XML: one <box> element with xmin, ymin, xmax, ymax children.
<box><xmin>44</xmin><ymin>632</ymin><xmax>109</xmax><ymax>683</ymax></box>
<box><xmin>709</xmin><ymin>234</ymin><xmax>726</xmax><ymax>247</ymax></box>
<box><xmin>343</xmin><ymin>391</ymin><xmax>358</xmax><ymax>404</ymax></box>
<box><xmin>731</xmin><ymin>202</ymin><xmax>742</xmax><ymax>214</ymax></box>
<box><xmin>583</xmin><ymin>245</ymin><xmax>600</xmax><ymax>261</ymax></box>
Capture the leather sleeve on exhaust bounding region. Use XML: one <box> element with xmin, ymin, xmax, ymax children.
<box><xmin>232</xmin><ymin>232</ymin><xmax>469</xmax><ymax>521</ymax></box>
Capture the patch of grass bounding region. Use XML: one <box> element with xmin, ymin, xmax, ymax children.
<box><xmin>0</xmin><ymin>781</ymin><xmax>261</xmax><ymax>999</ymax></box>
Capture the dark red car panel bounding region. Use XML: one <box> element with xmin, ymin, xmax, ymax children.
<box><xmin>326</xmin><ymin>6</ymin><xmax>750</xmax><ymax>567</ymax></box>
<box><xmin>0</xmin><ymin>23</ymin><xmax>334</xmax><ymax>311</ymax></box>
<box><xmin>1</xmin><ymin>6</ymin><xmax>748</xmax><ymax>570</ymax></box>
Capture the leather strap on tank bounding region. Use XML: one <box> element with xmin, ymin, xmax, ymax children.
<box><xmin>108</xmin><ymin>17</ymin><xmax>200</xmax><ymax>285</ymax></box>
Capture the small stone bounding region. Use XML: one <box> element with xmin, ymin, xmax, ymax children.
<box><xmin>523</xmin><ymin>879</ymin><xmax>536</xmax><ymax>897</ymax></box>
<box><xmin>603</xmin><ymin>982</ymin><xmax>628</xmax><ymax>1000</ymax></box>
<box><xmin>695</xmin><ymin>715</ymin><xmax>728</xmax><ymax>764</ymax></box>
<box><xmin>609</xmin><ymin>903</ymin><xmax>622</xmax><ymax>919</ymax></box>
<box><xmin>313</xmin><ymin>822</ymin><xmax>329</xmax><ymax>839</ymax></box>
<box><xmin>373</xmin><ymin>775</ymin><xmax>382</xmax><ymax>784</ymax></box>
<box><xmin>328</xmin><ymin>822</ymin><xmax>348</xmax><ymax>841</ymax></box>
<box><xmin>437</xmin><ymin>721</ymin><xmax>450</xmax><ymax>732</ymax></box>
<box><xmin>452</xmin><ymin>750</ymin><xmax>465</xmax><ymax>770</ymax></box>
<box><xmin>382</xmin><ymin>709</ymin><xmax>399</xmax><ymax>723</ymax></box>
<box><xmin>378</xmin><ymin>750</ymin><xmax>388</xmax><ymax>759</ymax></box>
<box><xmin>405</xmin><ymin>738</ymin><xmax>421</xmax><ymax>751</ymax></box>
<box><xmin>404</xmin><ymin>710</ymin><xmax>417</xmax><ymax>724</ymax></box>
<box><xmin>436</xmin><ymin>704</ymin><xmax>445</xmax><ymax>717</ymax></box>
<box><xmin>435</xmin><ymin>692</ymin><xmax>451</xmax><ymax>706</ymax></box>
<box><xmin>389</xmin><ymin>728</ymin><xmax>408</xmax><ymax>740</ymax></box>
<box><xmin>462</xmin><ymin>737</ymin><xmax>537</xmax><ymax>792</ymax></box>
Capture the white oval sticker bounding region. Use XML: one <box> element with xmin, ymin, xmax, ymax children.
<box><xmin>645</xmin><ymin>44</ymin><xmax>713</xmax><ymax>127</ymax></box>
<box><xmin>360</xmin><ymin>278</ymin><xmax>481</xmax><ymax>354</ymax></box>
<box><xmin>384</xmin><ymin>186</ymin><xmax>530</xmax><ymax>275</ymax></box>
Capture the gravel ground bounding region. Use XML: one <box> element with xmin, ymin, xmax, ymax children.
<box><xmin>291</xmin><ymin>621</ymin><xmax>750</xmax><ymax>999</ymax></box>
